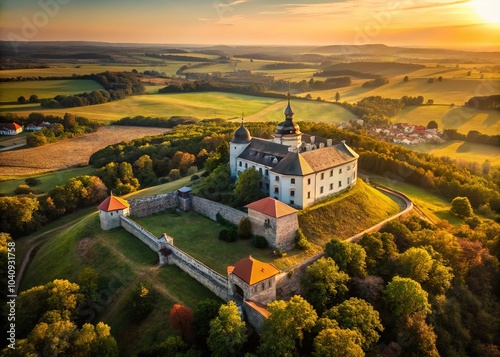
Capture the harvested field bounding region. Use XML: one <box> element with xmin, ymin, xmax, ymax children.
<box><xmin>0</xmin><ymin>126</ymin><xmax>168</xmax><ymax>176</ymax></box>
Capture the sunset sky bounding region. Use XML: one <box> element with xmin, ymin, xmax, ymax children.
<box><xmin>1</xmin><ymin>0</ymin><xmax>499</xmax><ymax>48</ymax></box>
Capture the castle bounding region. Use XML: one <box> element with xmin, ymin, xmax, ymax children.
<box><xmin>230</xmin><ymin>99</ymin><xmax>359</xmax><ymax>209</ymax></box>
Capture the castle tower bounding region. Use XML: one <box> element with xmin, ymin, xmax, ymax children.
<box><xmin>97</xmin><ymin>194</ymin><xmax>130</xmax><ymax>230</ymax></box>
<box><xmin>273</xmin><ymin>97</ymin><xmax>302</xmax><ymax>149</ymax></box>
<box><xmin>230</xmin><ymin>119</ymin><xmax>252</xmax><ymax>178</ymax></box>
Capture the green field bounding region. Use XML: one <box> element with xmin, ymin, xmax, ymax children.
<box><xmin>0</xmin><ymin>79</ymin><xmax>105</xmax><ymax>103</ymax></box>
<box><xmin>391</xmin><ymin>105</ymin><xmax>500</xmax><ymax>135</ymax></box>
<box><xmin>369</xmin><ymin>177</ymin><xmax>462</xmax><ymax>225</ymax></box>
<box><xmin>410</xmin><ymin>140</ymin><xmax>500</xmax><ymax>168</ymax></box>
<box><xmin>0</xmin><ymin>166</ymin><xmax>96</xmax><ymax>195</ymax></box>
<box><xmin>0</xmin><ymin>92</ymin><xmax>358</xmax><ymax>123</ymax></box>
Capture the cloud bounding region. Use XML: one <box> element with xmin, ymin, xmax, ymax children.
<box><xmin>216</xmin><ymin>0</ymin><xmax>249</xmax><ymax>8</ymax></box>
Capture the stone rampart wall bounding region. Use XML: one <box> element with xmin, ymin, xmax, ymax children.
<box><xmin>128</xmin><ymin>192</ymin><xmax>178</xmax><ymax>217</ymax></box>
<box><xmin>191</xmin><ymin>196</ymin><xmax>247</xmax><ymax>226</ymax></box>
<box><xmin>120</xmin><ymin>216</ymin><xmax>161</xmax><ymax>252</ymax></box>
<box><xmin>165</xmin><ymin>240</ymin><xmax>229</xmax><ymax>301</ymax></box>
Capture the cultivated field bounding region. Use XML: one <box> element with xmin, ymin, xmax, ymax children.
<box><xmin>0</xmin><ymin>79</ymin><xmax>104</xmax><ymax>103</ymax></box>
<box><xmin>0</xmin><ymin>126</ymin><xmax>168</xmax><ymax>176</ymax></box>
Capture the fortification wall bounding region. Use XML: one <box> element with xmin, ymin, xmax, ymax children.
<box><xmin>165</xmin><ymin>240</ymin><xmax>229</xmax><ymax>301</ymax></box>
<box><xmin>120</xmin><ymin>216</ymin><xmax>161</xmax><ymax>252</ymax></box>
<box><xmin>191</xmin><ymin>196</ymin><xmax>246</xmax><ymax>226</ymax></box>
<box><xmin>128</xmin><ymin>192</ymin><xmax>178</xmax><ymax>217</ymax></box>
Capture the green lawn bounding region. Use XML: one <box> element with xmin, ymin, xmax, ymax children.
<box><xmin>126</xmin><ymin>172</ymin><xmax>203</xmax><ymax>199</ymax></box>
<box><xmin>0</xmin><ymin>165</ymin><xmax>96</xmax><ymax>195</ymax></box>
<box><xmin>0</xmin><ymin>79</ymin><xmax>105</xmax><ymax>103</ymax></box>
<box><xmin>369</xmin><ymin>176</ymin><xmax>462</xmax><ymax>225</ymax></box>
<box><xmin>134</xmin><ymin>210</ymin><xmax>275</xmax><ymax>275</ymax></box>
<box><xmin>409</xmin><ymin>140</ymin><xmax>500</xmax><ymax>168</ymax></box>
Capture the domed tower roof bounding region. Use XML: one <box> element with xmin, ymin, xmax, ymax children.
<box><xmin>232</xmin><ymin>120</ymin><xmax>252</xmax><ymax>144</ymax></box>
<box><xmin>276</xmin><ymin>98</ymin><xmax>300</xmax><ymax>135</ymax></box>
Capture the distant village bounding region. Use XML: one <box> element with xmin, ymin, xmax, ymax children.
<box><xmin>339</xmin><ymin>120</ymin><xmax>444</xmax><ymax>146</ymax></box>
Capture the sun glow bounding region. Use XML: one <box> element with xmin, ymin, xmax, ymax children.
<box><xmin>473</xmin><ymin>0</ymin><xmax>500</xmax><ymax>24</ymax></box>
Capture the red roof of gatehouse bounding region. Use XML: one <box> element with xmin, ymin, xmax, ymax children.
<box><xmin>97</xmin><ymin>195</ymin><xmax>130</xmax><ymax>212</ymax></box>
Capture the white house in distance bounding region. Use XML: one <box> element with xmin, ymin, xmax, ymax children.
<box><xmin>0</xmin><ymin>123</ymin><xmax>23</xmax><ymax>135</ymax></box>
<box><xmin>230</xmin><ymin>99</ymin><xmax>359</xmax><ymax>209</ymax></box>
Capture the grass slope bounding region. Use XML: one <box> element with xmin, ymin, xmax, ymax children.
<box><xmin>299</xmin><ymin>180</ymin><xmax>401</xmax><ymax>245</ymax></box>
<box><xmin>0</xmin><ymin>79</ymin><xmax>104</xmax><ymax>103</ymax></box>
<box><xmin>21</xmin><ymin>213</ymin><xmax>219</xmax><ymax>355</ymax></box>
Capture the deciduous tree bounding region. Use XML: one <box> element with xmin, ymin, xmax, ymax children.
<box><xmin>313</xmin><ymin>327</ymin><xmax>364</xmax><ymax>357</ymax></box>
<box><xmin>383</xmin><ymin>277</ymin><xmax>430</xmax><ymax>319</ymax></box>
<box><xmin>208</xmin><ymin>301</ymin><xmax>247</xmax><ymax>357</ymax></box>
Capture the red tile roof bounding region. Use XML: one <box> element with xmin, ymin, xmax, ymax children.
<box><xmin>228</xmin><ymin>256</ymin><xmax>279</xmax><ymax>285</ymax></box>
<box><xmin>245</xmin><ymin>197</ymin><xmax>297</xmax><ymax>218</ymax></box>
<box><xmin>97</xmin><ymin>195</ymin><xmax>130</xmax><ymax>212</ymax></box>
<box><xmin>0</xmin><ymin>123</ymin><xmax>22</xmax><ymax>131</ymax></box>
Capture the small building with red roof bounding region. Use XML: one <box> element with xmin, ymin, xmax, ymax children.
<box><xmin>245</xmin><ymin>197</ymin><xmax>298</xmax><ymax>250</ymax></box>
<box><xmin>97</xmin><ymin>194</ymin><xmax>130</xmax><ymax>230</ymax></box>
<box><xmin>227</xmin><ymin>255</ymin><xmax>280</xmax><ymax>305</ymax></box>
<box><xmin>0</xmin><ymin>123</ymin><xmax>23</xmax><ymax>135</ymax></box>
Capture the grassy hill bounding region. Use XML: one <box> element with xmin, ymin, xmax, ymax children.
<box><xmin>299</xmin><ymin>180</ymin><xmax>401</xmax><ymax>246</ymax></box>
<box><xmin>21</xmin><ymin>213</ymin><xmax>220</xmax><ymax>355</ymax></box>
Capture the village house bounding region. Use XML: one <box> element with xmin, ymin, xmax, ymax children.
<box><xmin>0</xmin><ymin>123</ymin><xmax>23</xmax><ymax>135</ymax></box>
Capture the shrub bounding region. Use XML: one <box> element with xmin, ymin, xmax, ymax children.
<box><xmin>190</xmin><ymin>174</ymin><xmax>200</xmax><ymax>181</ymax></box>
<box><xmin>125</xmin><ymin>283</ymin><xmax>158</xmax><ymax>321</ymax></box>
<box><xmin>254</xmin><ymin>236</ymin><xmax>268</xmax><ymax>249</ymax></box>
<box><xmin>450</xmin><ymin>196</ymin><xmax>473</xmax><ymax>218</ymax></box>
<box><xmin>14</xmin><ymin>184</ymin><xmax>32</xmax><ymax>195</ymax></box>
<box><xmin>25</xmin><ymin>177</ymin><xmax>41</xmax><ymax>186</ymax></box>
<box><xmin>186</xmin><ymin>165</ymin><xmax>198</xmax><ymax>176</ymax></box>
<box><xmin>295</xmin><ymin>228</ymin><xmax>311</xmax><ymax>250</ymax></box>
<box><xmin>238</xmin><ymin>217</ymin><xmax>252</xmax><ymax>239</ymax></box>
<box><xmin>465</xmin><ymin>215</ymin><xmax>481</xmax><ymax>229</ymax></box>
<box><xmin>226</xmin><ymin>228</ymin><xmax>238</xmax><ymax>242</ymax></box>
<box><xmin>218</xmin><ymin>229</ymin><xmax>228</xmax><ymax>241</ymax></box>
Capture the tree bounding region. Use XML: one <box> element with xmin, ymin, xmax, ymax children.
<box><xmin>208</xmin><ymin>301</ymin><xmax>247</xmax><ymax>357</ymax></box>
<box><xmin>396</xmin><ymin>247</ymin><xmax>433</xmax><ymax>283</ymax></box>
<box><xmin>233</xmin><ymin>167</ymin><xmax>265</xmax><ymax>206</ymax></box>
<box><xmin>403</xmin><ymin>76</ymin><xmax>409</xmax><ymax>82</ymax></box>
<box><xmin>169</xmin><ymin>304</ymin><xmax>194</xmax><ymax>343</ymax></box>
<box><xmin>204</xmin><ymin>141</ymin><xmax>229</xmax><ymax>174</ymax></box>
<box><xmin>383</xmin><ymin>276</ymin><xmax>430</xmax><ymax>319</ymax></box>
<box><xmin>134</xmin><ymin>154</ymin><xmax>156</xmax><ymax>186</ymax></box>
<box><xmin>427</xmin><ymin>120</ymin><xmax>438</xmax><ymax>130</ymax></box>
<box><xmin>325</xmin><ymin>239</ymin><xmax>367</xmax><ymax>278</ymax></box>
<box><xmin>17</xmin><ymin>95</ymin><xmax>27</xmax><ymax>104</ymax></box>
<box><xmin>193</xmin><ymin>299</ymin><xmax>221</xmax><ymax>346</ymax></box>
<box><xmin>313</xmin><ymin>327</ymin><xmax>364</xmax><ymax>357</ymax></box>
<box><xmin>237</xmin><ymin>217</ymin><xmax>252</xmax><ymax>239</ymax></box>
<box><xmin>438</xmin><ymin>76</ymin><xmax>443</xmax><ymax>82</ymax></box>
<box><xmin>0</xmin><ymin>196</ymin><xmax>40</xmax><ymax>237</ymax></box>
<box><xmin>427</xmin><ymin>99</ymin><xmax>434</xmax><ymax>105</ymax></box>
<box><xmin>301</xmin><ymin>257</ymin><xmax>349</xmax><ymax>314</ymax></box>
<box><xmin>358</xmin><ymin>232</ymin><xmax>397</xmax><ymax>276</ymax></box>
<box><xmin>259</xmin><ymin>295</ymin><xmax>318</xmax><ymax>357</ymax></box>
<box><xmin>398</xmin><ymin>314</ymin><xmax>439</xmax><ymax>357</ymax></box>
<box><xmin>324</xmin><ymin>297</ymin><xmax>383</xmax><ymax>351</ymax></box>
<box><xmin>77</xmin><ymin>267</ymin><xmax>99</xmax><ymax>302</ymax></box>
<box><xmin>124</xmin><ymin>283</ymin><xmax>158</xmax><ymax>321</ymax></box>
<box><xmin>450</xmin><ymin>196</ymin><xmax>473</xmax><ymax>218</ymax></box>
<box><xmin>335</xmin><ymin>92</ymin><xmax>340</xmax><ymax>103</ymax></box>
<box><xmin>29</xmin><ymin>94</ymin><xmax>39</xmax><ymax>103</ymax></box>
<box><xmin>63</xmin><ymin>113</ymin><xmax>77</xmax><ymax>131</ymax></box>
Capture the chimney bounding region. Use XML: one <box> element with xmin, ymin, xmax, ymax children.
<box><xmin>310</xmin><ymin>136</ymin><xmax>315</xmax><ymax>144</ymax></box>
<box><xmin>327</xmin><ymin>139</ymin><xmax>332</xmax><ymax>147</ymax></box>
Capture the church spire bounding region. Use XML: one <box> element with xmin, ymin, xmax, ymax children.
<box><xmin>284</xmin><ymin>93</ymin><xmax>294</xmax><ymax>119</ymax></box>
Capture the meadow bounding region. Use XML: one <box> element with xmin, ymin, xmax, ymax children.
<box><xmin>0</xmin><ymin>79</ymin><xmax>104</xmax><ymax>103</ymax></box>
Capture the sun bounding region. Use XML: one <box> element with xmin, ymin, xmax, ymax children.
<box><xmin>473</xmin><ymin>0</ymin><xmax>500</xmax><ymax>24</ymax></box>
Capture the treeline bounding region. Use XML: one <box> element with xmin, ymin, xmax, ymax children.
<box><xmin>314</xmin><ymin>69</ymin><xmax>381</xmax><ymax>79</ymax></box>
<box><xmin>113</xmin><ymin>115</ymin><xmax>199</xmax><ymax>128</ymax></box>
<box><xmin>145</xmin><ymin>53</ymin><xmax>211</xmax><ymax>62</ymax></box>
<box><xmin>0</xmin><ymin>175</ymin><xmax>108</xmax><ymax>238</ymax></box>
<box><xmin>465</xmin><ymin>94</ymin><xmax>500</xmax><ymax>109</ymax></box>
<box><xmin>40</xmin><ymin>71</ymin><xmax>145</xmax><ymax>108</ymax></box>
<box><xmin>299</xmin><ymin>121</ymin><xmax>500</xmax><ymax>212</ymax></box>
<box><xmin>444</xmin><ymin>129</ymin><xmax>500</xmax><ymax>147</ymax></box>
<box><xmin>362</xmin><ymin>77</ymin><xmax>389</xmax><ymax>88</ymax></box>
<box><xmin>401</xmin><ymin>95</ymin><xmax>424</xmax><ymax>106</ymax></box>
<box><xmin>262</xmin><ymin>62</ymin><xmax>311</xmax><ymax>70</ymax></box>
<box><xmin>339</xmin><ymin>96</ymin><xmax>405</xmax><ymax>126</ymax></box>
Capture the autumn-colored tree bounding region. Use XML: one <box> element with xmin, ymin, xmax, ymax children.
<box><xmin>169</xmin><ymin>304</ymin><xmax>194</xmax><ymax>343</ymax></box>
<box><xmin>172</xmin><ymin>151</ymin><xmax>196</xmax><ymax>175</ymax></box>
<box><xmin>313</xmin><ymin>327</ymin><xmax>364</xmax><ymax>357</ymax></box>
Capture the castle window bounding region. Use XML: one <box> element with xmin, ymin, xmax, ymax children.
<box><xmin>239</xmin><ymin>161</ymin><xmax>242</xmax><ymax>167</ymax></box>
<box><xmin>290</xmin><ymin>200</ymin><xmax>294</xmax><ymax>205</ymax></box>
<box><xmin>307</xmin><ymin>178</ymin><xmax>311</xmax><ymax>185</ymax></box>
<box><xmin>259</xmin><ymin>181</ymin><xmax>263</xmax><ymax>188</ymax></box>
<box><xmin>245</xmin><ymin>163</ymin><xmax>248</xmax><ymax>169</ymax></box>
<box><xmin>320</xmin><ymin>186</ymin><xmax>324</xmax><ymax>194</ymax></box>
<box><xmin>320</xmin><ymin>173</ymin><xmax>324</xmax><ymax>180</ymax></box>
<box><xmin>291</xmin><ymin>178</ymin><xmax>295</xmax><ymax>184</ymax></box>
<box><xmin>353</xmin><ymin>162</ymin><xmax>356</xmax><ymax>168</ymax></box>
<box><xmin>290</xmin><ymin>190</ymin><xmax>295</xmax><ymax>197</ymax></box>
<box><xmin>339</xmin><ymin>168</ymin><xmax>342</xmax><ymax>174</ymax></box>
<box><xmin>339</xmin><ymin>181</ymin><xmax>342</xmax><ymax>187</ymax></box>
<box><xmin>348</xmin><ymin>177</ymin><xmax>351</xmax><ymax>184</ymax></box>
<box><xmin>266</xmin><ymin>183</ymin><xmax>270</xmax><ymax>189</ymax></box>
<box><xmin>330</xmin><ymin>169</ymin><xmax>333</xmax><ymax>177</ymax></box>
<box><xmin>110</xmin><ymin>212</ymin><xmax>113</xmax><ymax>216</ymax></box>
<box><xmin>307</xmin><ymin>191</ymin><xmax>311</xmax><ymax>199</ymax></box>
<box><xmin>330</xmin><ymin>183</ymin><xmax>333</xmax><ymax>190</ymax></box>
<box><xmin>265</xmin><ymin>218</ymin><xmax>270</xmax><ymax>225</ymax></box>
<box><xmin>265</xmin><ymin>169</ymin><xmax>269</xmax><ymax>176</ymax></box>
<box><xmin>259</xmin><ymin>168</ymin><xmax>262</xmax><ymax>174</ymax></box>
<box><xmin>275</xmin><ymin>176</ymin><xmax>279</xmax><ymax>182</ymax></box>
<box><xmin>274</xmin><ymin>187</ymin><xmax>279</xmax><ymax>194</ymax></box>
<box><xmin>347</xmin><ymin>165</ymin><xmax>350</xmax><ymax>171</ymax></box>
